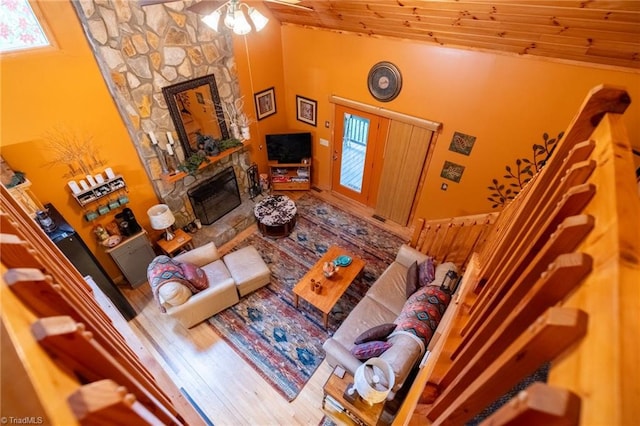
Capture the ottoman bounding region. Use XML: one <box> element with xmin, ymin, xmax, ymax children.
<box><xmin>254</xmin><ymin>195</ymin><xmax>297</xmax><ymax>238</ymax></box>
<box><xmin>223</xmin><ymin>246</ymin><xmax>271</xmax><ymax>297</ymax></box>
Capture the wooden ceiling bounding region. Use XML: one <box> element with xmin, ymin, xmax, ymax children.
<box><xmin>260</xmin><ymin>1</ymin><xmax>640</xmax><ymax>70</ymax></box>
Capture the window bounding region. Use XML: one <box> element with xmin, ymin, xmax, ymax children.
<box><xmin>0</xmin><ymin>0</ymin><xmax>51</xmax><ymax>53</ymax></box>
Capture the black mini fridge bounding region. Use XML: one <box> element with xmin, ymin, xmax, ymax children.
<box><xmin>42</xmin><ymin>203</ymin><xmax>137</xmax><ymax>320</ymax></box>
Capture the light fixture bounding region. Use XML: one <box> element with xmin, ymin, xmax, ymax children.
<box><xmin>147</xmin><ymin>204</ymin><xmax>176</xmax><ymax>241</ymax></box>
<box><xmin>354</xmin><ymin>357</ymin><xmax>395</xmax><ymax>405</ymax></box>
<box><xmin>201</xmin><ymin>0</ymin><xmax>269</xmax><ymax>35</ymax></box>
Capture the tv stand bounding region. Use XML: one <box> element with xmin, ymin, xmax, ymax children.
<box><xmin>268</xmin><ymin>161</ymin><xmax>311</xmax><ymax>191</ymax></box>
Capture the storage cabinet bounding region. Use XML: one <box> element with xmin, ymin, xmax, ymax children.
<box><xmin>105</xmin><ymin>231</ymin><xmax>156</xmax><ymax>288</ymax></box>
<box><xmin>268</xmin><ymin>162</ymin><xmax>311</xmax><ymax>191</ymax></box>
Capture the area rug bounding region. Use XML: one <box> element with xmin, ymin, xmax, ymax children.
<box><xmin>207</xmin><ymin>192</ymin><xmax>406</xmax><ymax>401</ymax></box>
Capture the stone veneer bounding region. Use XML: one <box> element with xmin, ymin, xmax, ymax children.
<box><xmin>72</xmin><ymin>0</ymin><xmax>252</xmax><ymax>227</ymax></box>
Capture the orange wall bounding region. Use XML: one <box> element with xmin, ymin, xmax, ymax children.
<box><xmin>278</xmin><ymin>25</ymin><xmax>640</xmax><ymax>220</ymax></box>
<box><xmin>0</xmin><ymin>1</ymin><xmax>158</xmax><ymax>279</ymax></box>
<box><xmin>232</xmin><ymin>3</ymin><xmax>288</xmax><ymax>172</ymax></box>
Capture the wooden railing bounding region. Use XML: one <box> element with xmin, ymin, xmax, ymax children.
<box><xmin>396</xmin><ymin>85</ymin><xmax>639</xmax><ymax>426</ymax></box>
<box><xmin>409</xmin><ymin>212</ymin><xmax>499</xmax><ymax>270</ymax></box>
<box><xmin>1</xmin><ymin>186</ymin><xmax>204</xmax><ymax>425</ymax></box>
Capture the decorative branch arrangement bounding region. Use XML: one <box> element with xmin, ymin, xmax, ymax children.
<box><xmin>219</xmin><ymin>97</ymin><xmax>253</xmax><ymax>140</ymax></box>
<box><xmin>41</xmin><ymin>125</ymin><xmax>106</xmax><ymax>179</ymax></box>
<box><xmin>487</xmin><ymin>131</ymin><xmax>564</xmax><ymax>209</ymax></box>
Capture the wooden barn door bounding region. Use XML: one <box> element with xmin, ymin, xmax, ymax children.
<box><xmin>374</xmin><ymin>121</ymin><xmax>435</xmax><ymax>225</ymax></box>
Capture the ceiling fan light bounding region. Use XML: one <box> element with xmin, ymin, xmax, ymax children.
<box><xmin>202</xmin><ymin>10</ymin><xmax>222</xmax><ymax>31</ymax></box>
<box><xmin>223</xmin><ymin>5</ymin><xmax>236</xmax><ymax>29</ymax></box>
<box><xmin>248</xmin><ymin>7</ymin><xmax>269</xmax><ymax>32</ymax></box>
<box><xmin>232</xmin><ymin>9</ymin><xmax>251</xmax><ymax>35</ymax></box>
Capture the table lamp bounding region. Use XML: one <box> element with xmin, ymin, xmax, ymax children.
<box><xmin>147</xmin><ymin>204</ymin><xmax>175</xmax><ymax>241</ymax></box>
<box><xmin>354</xmin><ymin>357</ymin><xmax>394</xmax><ymax>405</ymax></box>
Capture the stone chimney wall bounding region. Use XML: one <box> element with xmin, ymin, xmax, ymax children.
<box><xmin>72</xmin><ymin>0</ymin><xmax>251</xmax><ymax>227</ymax></box>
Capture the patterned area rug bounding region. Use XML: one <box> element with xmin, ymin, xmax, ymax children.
<box><xmin>207</xmin><ymin>193</ymin><xmax>405</xmax><ymax>401</ymax></box>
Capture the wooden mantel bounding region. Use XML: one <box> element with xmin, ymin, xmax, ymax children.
<box><xmin>161</xmin><ymin>143</ymin><xmax>247</xmax><ymax>184</ymax></box>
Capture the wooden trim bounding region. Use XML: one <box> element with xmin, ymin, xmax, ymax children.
<box><xmin>329</xmin><ymin>95</ymin><xmax>442</xmax><ymax>131</ymax></box>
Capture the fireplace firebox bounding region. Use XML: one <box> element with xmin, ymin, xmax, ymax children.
<box><xmin>188</xmin><ymin>166</ymin><xmax>241</xmax><ymax>225</ymax></box>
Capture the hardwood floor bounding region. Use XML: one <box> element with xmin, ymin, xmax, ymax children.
<box><xmin>116</xmin><ymin>190</ymin><xmax>412</xmax><ymax>425</ymax></box>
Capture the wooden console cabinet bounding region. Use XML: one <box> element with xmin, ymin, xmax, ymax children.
<box><xmin>105</xmin><ymin>230</ymin><xmax>156</xmax><ymax>288</ymax></box>
<box><xmin>268</xmin><ymin>161</ymin><xmax>310</xmax><ymax>191</ymax></box>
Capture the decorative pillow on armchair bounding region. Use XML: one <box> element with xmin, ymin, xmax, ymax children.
<box><xmin>394</xmin><ymin>285</ymin><xmax>452</xmax><ymax>346</ymax></box>
<box><xmin>148</xmin><ymin>255</ymin><xmax>205</xmax><ymax>312</ymax></box>
<box><xmin>179</xmin><ymin>261</ymin><xmax>209</xmax><ymax>291</ymax></box>
<box><xmin>157</xmin><ymin>281</ymin><xmax>192</xmax><ymax>308</ymax></box>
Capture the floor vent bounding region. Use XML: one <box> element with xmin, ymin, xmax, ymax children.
<box><xmin>311</xmin><ymin>186</ymin><xmax>322</xmax><ymax>192</ymax></box>
<box><xmin>372</xmin><ymin>214</ymin><xmax>386</xmax><ymax>222</ymax></box>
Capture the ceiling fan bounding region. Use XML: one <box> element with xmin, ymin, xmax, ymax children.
<box><xmin>138</xmin><ymin>0</ymin><xmax>314</xmax><ymax>16</ymax></box>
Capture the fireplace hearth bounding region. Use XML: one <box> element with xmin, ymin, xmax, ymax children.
<box><xmin>188</xmin><ymin>166</ymin><xmax>241</xmax><ymax>225</ymax></box>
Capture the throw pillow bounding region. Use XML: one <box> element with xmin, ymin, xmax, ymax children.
<box><xmin>179</xmin><ymin>261</ymin><xmax>209</xmax><ymax>291</ymax></box>
<box><xmin>418</xmin><ymin>257</ymin><xmax>436</xmax><ymax>286</ymax></box>
<box><xmin>350</xmin><ymin>341</ymin><xmax>392</xmax><ymax>360</ymax></box>
<box><xmin>405</xmin><ymin>261</ymin><xmax>419</xmax><ymax>298</ymax></box>
<box><xmin>148</xmin><ymin>255</ymin><xmax>193</xmax><ymax>312</ymax></box>
<box><xmin>157</xmin><ymin>281</ymin><xmax>192</xmax><ymax>307</ymax></box>
<box><xmin>394</xmin><ymin>285</ymin><xmax>452</xmax><ymax>346</ymax></box>
<box><xmin>354</xmin><ymin>323</ymin><xmax>398</xmax><ymax>345</ymax></box>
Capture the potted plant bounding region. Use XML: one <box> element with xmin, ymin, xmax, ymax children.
<box><xmin>178</xmin><ymin>152</ymin><xmax>210</xmax><ymax>176</ymax></box>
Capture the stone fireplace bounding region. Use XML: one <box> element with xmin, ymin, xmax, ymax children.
<box><xmin>71</xmin><ymin>1</ymin><xmax>253</xmax><ymax>231</ymax></box>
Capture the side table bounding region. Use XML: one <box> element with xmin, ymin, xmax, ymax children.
<box><xmin>323</xmin><ymin>366</ymin><xmax>385</xmax><ymax>426</ymax></box>
<box><xmin>156</xmin><ymin>228</ymin><xmax>194</xmax><ymax>257</ymax></box>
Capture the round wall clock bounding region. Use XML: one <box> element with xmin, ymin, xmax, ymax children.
<box><xmin>367</xmin><ymin>61</ymin><xmax>402</xmax><ymax>102</ymax></box>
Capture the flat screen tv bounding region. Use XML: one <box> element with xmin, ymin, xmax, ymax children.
<box><xmin>266</xmin><ymin>132</ymin><xmax>312</xmax><ymax>164</ymax></box>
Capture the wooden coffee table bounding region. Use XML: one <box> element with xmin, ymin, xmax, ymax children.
<box><xmin>293</xmin><ymin>245</ymin><xmax>365</xmax><ymax>328</ymax></box>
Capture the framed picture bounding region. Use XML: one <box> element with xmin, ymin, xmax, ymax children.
<box><xmin>449</xmin><ymin>131</ymin><xmax>476</xmax><ymax>156</ymax></box>
<box><xmin>254</xmin><ymin>87</ymin><xmax>276</xmax><ymax>121</ymax></box>
<box><xmin>296</xmin><ymin>95</ymin><xmax>317</xmax><ymax>127</ymax></box>
<box><xmin>440</xmin><ymin>161</ymin><xmax>465</xmax><ymax>183</ymax></box>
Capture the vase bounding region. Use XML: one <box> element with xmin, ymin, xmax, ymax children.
<box><xmin>240</xmin><ymin>125</ymin><xmax>250</xmax><ymax>140</ymax></box>
<box><xmin>230</xmin><ymin>123</ymin><xmax>240</xmax><ymax>139</ymax></box>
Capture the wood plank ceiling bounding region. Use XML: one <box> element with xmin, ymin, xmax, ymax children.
<box><xmin>261</xmin><ymin>1</ymin><xmax>640</xmax><ymax>70</ymax></box>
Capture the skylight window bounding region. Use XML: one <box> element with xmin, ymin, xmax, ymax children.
<box><xmin>0</xmin><ymin>0</ymin><xmax>50</xmax><ymax>53</ymax></box>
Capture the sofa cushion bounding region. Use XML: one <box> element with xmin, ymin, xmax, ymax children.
<box><xmin>331</xmin><ymin>295</ymin><xmax>398</xmax><ymax>351</ymax></box>
<box><xmin>405</xmin><ymin>261</ymin><xmax>419</xmax><ymax>298</ymax></box>
<box><xmin>157</xmin><ymin>281</ymin><xmax>192</xmax><ymax>307</ymax></box>
<box><xmin>173</xmin><ymin>241</ymin><xmax>220</xmax><ymax>267</ymax></box>
<box><xmin>350</xmin><ymin>341</ymin><xmax>392</xmax><ymax>360</ymax></box>
<box><xmin>393</xmin><ymin>285</ymin><xmax>451</xmax><ymax>346</ymax></box>
<box><xmin>418</xmin><ymin>257</ymin><xmax>436</xmax><ymax>286</ymax></box>
<box><xmin>366</xmin><ymin>261</ymin><xmax>411</xmax><ymax>315</ymax></box>
<box><xmin>354</xmin><ymin>323</ymin><xmax>397</xmax><ymax>345</ymax></box>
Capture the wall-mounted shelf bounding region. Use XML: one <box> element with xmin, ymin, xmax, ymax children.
<box><xmin>73</xmin><ymin>175</ymin><xmax>126</xmax><ymax>206</ymax></box>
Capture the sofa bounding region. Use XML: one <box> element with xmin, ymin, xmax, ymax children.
<box><xmin>147</xmin><ymin>242</ymin><xmax>271</xmax><ymax>328</ymax></box>
<box><xmin>322</xmin><ymin>244</ymin><xmax>457</xmax><ymax>395</ymax></box>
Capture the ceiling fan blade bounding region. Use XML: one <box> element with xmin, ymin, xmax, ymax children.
<box><xmin>138</xmin><ymin>0</ymin><xmax>175</xmax><ymax>6</ymax></box>
<box><xmin>187</xmin><ymin>0</ymin><xmax>229</xmax><ymax>16</ymax></box>
<box><xmin>264</xmin><ymin>0</ymin><xmax>314</xmax><ymax>11</ymax></box>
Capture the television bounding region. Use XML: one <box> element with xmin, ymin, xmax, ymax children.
<box><xmin>266</xmin><ymin>132</ymin><xmax>312</xmax><ymax>164</ymax></box>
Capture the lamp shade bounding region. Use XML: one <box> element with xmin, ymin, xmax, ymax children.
<box><xmin>354</xmin><ymin>357</ymin><xmax>395</xmax><ymax>405</ymax></box>
<box><xmin>147</xmin><ymin>204</ymin><xmax>175</xmax><ymax>231</ymax></box>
